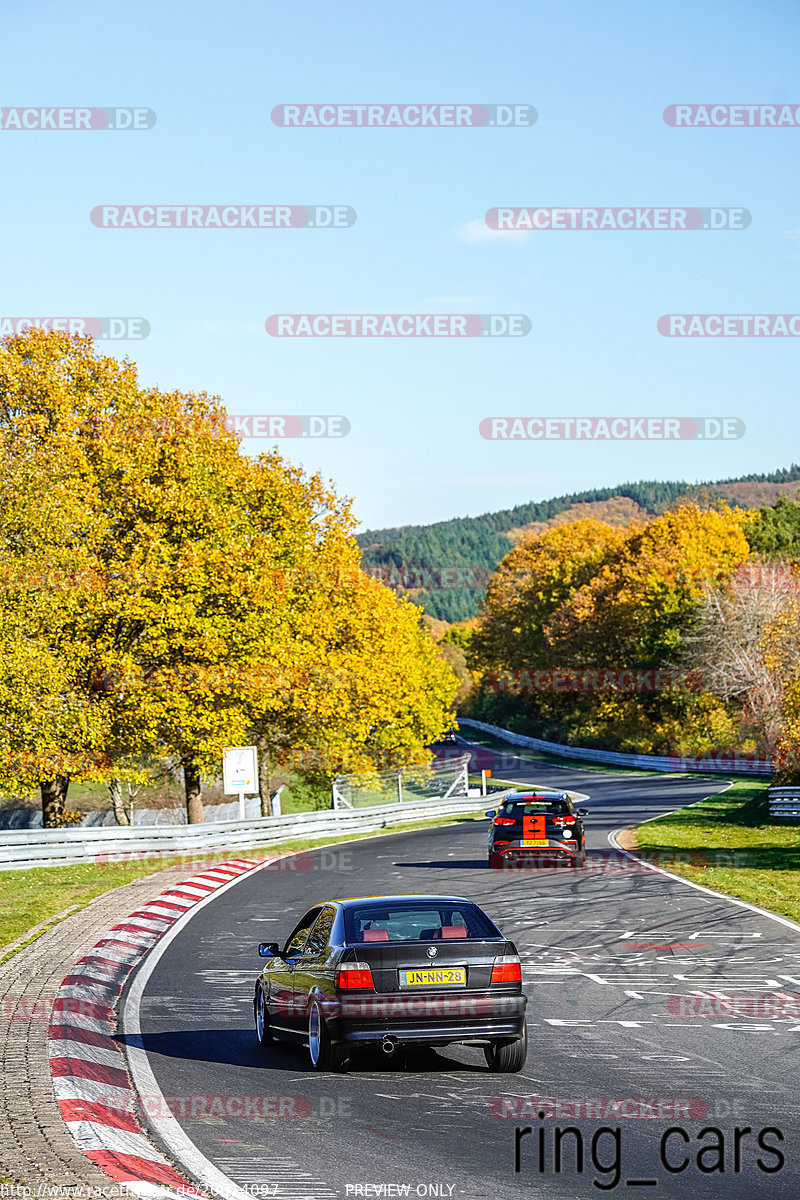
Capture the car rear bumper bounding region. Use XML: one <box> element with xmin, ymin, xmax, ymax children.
<box><xmin>345</xmin><ymin>1021</ymin><xmax>523</xmax><ymax>1045</ymax></box>
<box><xmin>324</xmin><ymin>991</ymin><xmax>526</xmax><ymax>1046</ymax></box>
<box><xmin>492</xmin><ymin>839</ymin><xmax>580</xmax><ymax>860</ymax></box>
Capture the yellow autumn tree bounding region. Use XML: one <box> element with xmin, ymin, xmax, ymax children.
<box><xmin>467</xmin><ymin>504</ymin><xmax>752</xmax><ymax>752</ymax></box>
<box><xmin>546</xmin><ymin>504</ymin><xmax>752</xmax><ymax>665</ymax></box>
<box><xmin>0</xmin><ymin>331</ymin><xmax>457</xmax><ymax>823</ymax></box>
<box><xmin>249</xmin><ymin>567</ymin><xmax>458</xmax><ymax>801</ymax></box>
<box><xmin>471</xmin><ymin>519</ymin><xmax>630</xmax><ymax>671</ymax></box>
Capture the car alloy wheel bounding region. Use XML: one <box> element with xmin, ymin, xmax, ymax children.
<box><xmin>307</xmin><ymin>997</ymin><xmax>347</xmax><ymax>1072</ymax></box>
<box><xmin>255</xmin><ymin>985</ymin><xmax>272</xmax><ymax>1046</ymax></box>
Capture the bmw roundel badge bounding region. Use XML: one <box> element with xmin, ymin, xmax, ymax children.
<box><xmin>427</xmin><ymin>945</ymin><xmax>437</xmax><ymax>958</ymax></box>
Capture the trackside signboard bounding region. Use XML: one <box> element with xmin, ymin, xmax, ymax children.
<box><xmin>223</xmin><ymin>746</ymin><xmax>259</xmax><ymax>795</ymax></box>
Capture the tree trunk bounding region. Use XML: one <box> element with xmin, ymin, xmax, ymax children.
<box><xmin>184</xmin><ymin>757</ymin><xmax>204</xmax><ymax>824</ymax></box>
<box><xmin>108</xmin><ymin>777</ymin><xmax>131</xmax><ymax>826</ymax></box>
<box><xmin>41</xmin><ymin>776</ymin><xmax>70</xmax><ymax>828</ymax></box>
<box><xmin>257</xmin><ymin>739</ymin><xmax>273</xmax><ymax>817</ymax></box>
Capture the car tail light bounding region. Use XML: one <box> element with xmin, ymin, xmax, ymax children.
<box><xmin>493</xmin><ymin>816</ymin><xmax>516</xmax><ymax>826</ymax></box>
<box><xmin>491</xmin><ymin>955</ymin><xmax>522</xmax><ymax>984</ymax></box>
<box><xmin>551</xmin><ymin>816</ymin><xmax>576</xmax><ymax>827</ymax></box>
<box><xmin>335</xmin><ymin>962</ymin><xmax>375</xmax><ymax>990</ymax></box>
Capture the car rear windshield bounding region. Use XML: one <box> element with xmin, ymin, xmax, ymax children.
<box><xmin>344</xmin><ymin>901</ymin><xmax>501</xmax><ymax>944</ymax></box>
<box><xmin>502</xmin><ymin>797</ymin><xmax>571</xmax><ymax>816</ymax></box>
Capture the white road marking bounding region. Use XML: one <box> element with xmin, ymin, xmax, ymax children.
<box><xmin>213</xmin><ymin>1156</ymin><xmax>337</xmax><ymax>1199</ymax></box>
<box><xmin>711</xmin><ymin>1024</ymin><xmax>777</xmax><ymax>1032</ymax></box>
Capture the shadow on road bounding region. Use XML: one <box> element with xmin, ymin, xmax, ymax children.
<box><xmin>116</xmin><ymin>1029</ymin><xmax>487</xmax><ymax>1074</ymax></box>
<box><xmin>394</xmin><ymin>849</ymin><xmax>707</xmax><ymax>875</ymax></box>
<box><xmin>394</xmin><ymin>859</ymin><xmax>487</xmax><ymax>870</ymax></box>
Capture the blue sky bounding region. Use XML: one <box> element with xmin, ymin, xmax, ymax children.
<box><xmin>2</xmin><ymin>0</ymin><xmax>798</xmax><ymax>530</ymax></box>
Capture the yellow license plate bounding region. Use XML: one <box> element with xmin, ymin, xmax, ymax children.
<box><xmin>399</xmin><ymin>967</ymin><xmax>466</xmax><ymax>987</ymax></box>
<box><xmin>521</xmin><ymin>839</ymin><xmax>549</xmax><ymax>847</ymax></box>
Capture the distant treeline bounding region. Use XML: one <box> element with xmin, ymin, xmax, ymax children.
<box><xmin>358</xmin><ymin>466</ymin><xmax>800</xmax><ymax>621</ymax></box>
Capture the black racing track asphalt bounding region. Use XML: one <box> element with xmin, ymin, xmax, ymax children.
<box><xmin>119</xmin><ymin>742</ymin><xmax>800</xmax><ymax>1199</ymax></box>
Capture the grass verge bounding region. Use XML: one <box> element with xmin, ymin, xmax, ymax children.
<box><xmin>0</xmin><ymin>810</ymin><xmax>486</xmax><ymax>959</ymax></box>
<box><xmin>631</xmin><ymin>781</ymin><xmax>800</xmax><ymax>925</ymax></box>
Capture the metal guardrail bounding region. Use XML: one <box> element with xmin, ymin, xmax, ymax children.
<box><xmin>768</xmin><ymin>787</ymin><xmax>800</xmax><ymax>819</ymax></box>
<box><xmin>459</xmin><ymin>718</ymin><xmax>774</xmax><ymax>777</ymax></box>
<box><xmin>0</xmin><ymin>791</ymin><xmax>503</xmax><ymax>871</ymax></box>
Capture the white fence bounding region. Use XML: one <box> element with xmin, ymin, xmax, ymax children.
<box><xmin>332</xmin><ymin>753</ymin><xmax>470</xmax><ymax>809</ymax></box>
<box><xmin>0</xmin><ymin>790</ymin><xmax>498</xmax><ymax>871</ymax></box>
<box><xmin>459</xmin><ymin>718</ymin><xmax>774</xmax><ymax>777</ymax></box>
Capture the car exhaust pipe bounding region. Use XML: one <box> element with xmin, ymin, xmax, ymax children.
<box><xmin>381</xmin><ymin>1035</ymin><xmax>398</xmax><ymax>1056</ymax></box>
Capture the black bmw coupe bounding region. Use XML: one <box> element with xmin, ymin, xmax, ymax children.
<box><xmin>253</xmin><ymin>894</ymin><xmax>527</xmax><ymax>1072</ymax></box>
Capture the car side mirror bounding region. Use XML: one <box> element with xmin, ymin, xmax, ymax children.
<box><xmin>577</xmin><ymin>809</ymin><xmax>589</xmax><ymax>816</ymax></box>
<box><xmin>258</xmin><ymin>942</ymin><xmax>280</xmax><ymax>958</ymax></box>
<box><xmin>485</xmin><ymin>810</ymin><xmax>497</xmax><ymax>818</ymax></box>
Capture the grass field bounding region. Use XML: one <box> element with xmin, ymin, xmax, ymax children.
<box><xmin>0</xmin><ymin>811</ymin><xmax>486</xmax><ymax>959</ymax></box>
<box><xmin>632</xmin><ymin>781</ymin><xmax>800</xmax><ymax>925</ymax></box>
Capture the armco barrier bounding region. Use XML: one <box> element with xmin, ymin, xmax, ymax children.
<box><xmin>768</xmin><ymin>787</ymin><xmax>800</xmax><ymax>820</ymax></box>
<box><xmin>0</xmin><ymin>792</ymin><xmax>499</xmax><ymax>871</ymax></box>
<box><xmin>458</xmin><ymin>718</ymin><xmax>774</xmax><ymax>777</ymax></box>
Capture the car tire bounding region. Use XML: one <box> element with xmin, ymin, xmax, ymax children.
<box><xmin>574</xmin><ymin>850</ymin><xmax>587</xmax><ymax>867</ymax></box>
<box><xmin>254</xmin><ymin>985</ymin><xmax>273</xmax><ymax>1046</ymax></box>
<box><xmin>484</xmin><ymin>1023</ymin><xmax>528</xmax><ymax>1073</ymax></box>
<box><xmin>308</xmin><ymin>997</ymin><xmax>347</xmax><ymax>1072</ymax></box>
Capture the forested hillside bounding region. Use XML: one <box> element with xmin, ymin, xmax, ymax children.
<box><xmin>358</xmin><ymin>467</ymin><xmax>800</xmax><ymax>620</ymax></box>
<box><xmin>461</xmin><ymin>494</ymin><xmax>800</xmax><ymax>777</ymax></box>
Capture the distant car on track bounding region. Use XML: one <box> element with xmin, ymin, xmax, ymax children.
<box><xmin>253</xmin><ymin>894</ymin><xmax>527</xmax><ymax>1073</ymax></box>
<box><xmin>486</xmin><ymin>790</ymin><xmax>589</xmax><ymax>868</ymax></box>
<box><xmin>442</xmin><ymin>729</ymin><xmax>458</xmax><ymax>743</ymax></box>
